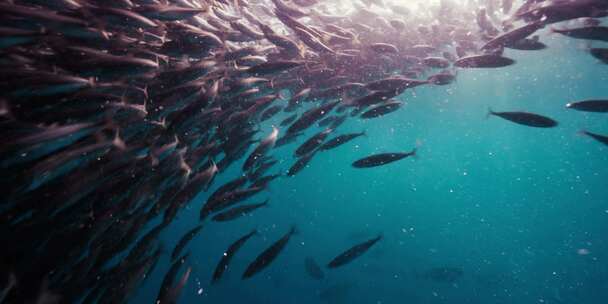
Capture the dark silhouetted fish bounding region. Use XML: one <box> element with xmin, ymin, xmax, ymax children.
<box><xmin>352</xmin><ymin>149</ymin><xmax>416</xmax><ymax>168</ymax></box>
<box><xmin>211</xmin><ymin>200</ymin><xmax>268</xmax><ymax>222</ymax></box>
<box><xmin>156</xmin><ymin>253</ymin><xmax>189</xmax><ymax>304</ymax></box>
<box><xmin>455</xmin><ymin>54</ymin><xmax>515</xmax><ymax>68</ymax></box>
<box><xmin>590</xmin><ymin>48</ymin><xmax>608</xmax><ymax>63</ymax></box>
<box><xmin>280</xmin><ymin>113</ymin><xmax>298</xmax><ymax>126</ymax></box>
<box><xmin>287</xmin><ymin>101</ymin><xmax>341</xmax><ymax>134</ymax></box>
<box><xmin>327</xmin><ymin>235</ymin><xmax>382</xmax><ymax>268</ymax></box>
<box><xmin>212</xmin><ymin>229</ymin><xmax>257</xmax><ymax>284</ymax></box>
<box><xmin>423</xmin><ymin>57</ymin><xmax>450</xmax><ymax>68</ymax></box>
<box><xmin>287</xmin><ymin>151</ymin><xmax>317</xmax><ymax>176</ymax></box>
<box><xmin>261</xmin><ymin>105</ymin><xmax>284</xmax><ymax>121</ymax></box>
<box><xmin>360</xmin><ymin>100</ymin><xmax>402</xmax><ymax>119</ymax></box>
<box><xmin>320</xmin><ymin>132</ymin><xmax>365</xmax><ymax>151</ymax></box>
<box><xmin>247</xmin><ymin>60</ymin><xmax>303</xmax><ymax>75</ymax></box>
<box><xmin>481</xmin><ymin>22</ymin><xmax>544</xmax><ymax>50</ymax></box>
<box><xmin>242</xmin><ymin>226</ymin><xmax>297</xmax><ymax>279</ymax></box>
<box><xmin>427</xmin><ymin>72</ymin><xmax>456</xmax><ymax>85</ymax></box>
<box><xmin>243</xmin><ymin>127</ymin><xmax>279</xmax><ymax>172</ymax></box>
<box><xmin>580</xmin><ymin>130</ymin><xmax>608</xmax><ymax>146</ymax></box>
<box><xmin>566</xmin><ymin>99</ymin><xmax>608</xmax><ymax>112</ymax></box>
<box><xmin>295</xmin><ymin>128</ymin><xmax>333</xmax><ymax>157</ymax></box>
<box><xmin>551</xmin><ymin>26</ymin><xmax>608</xmax><ymax>42</ymax></box>
<box><xmin>171</xmin><ymin>225</ymin><xmax>202</xmax><ymax>261</ymax></box>
<box><xmin>507</xmin><ymin>36</ymin><xmax>547</xmax><ymax>50</ymax></box>
<box><xmin>488</xmin><ymin>108</ymin><xmax>558</xmax><ymax>128</ymax></box>
<box><xmin>304</xmin><ymin>257</ymin><xmax>324</xmax><ymax>280</ymax></box>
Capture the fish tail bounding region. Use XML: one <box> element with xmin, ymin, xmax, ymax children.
<box><xmin>548</xmin><ymin>26</ymin><xmax>560</xmax><ymax>35</ymax></box>
<box><xmin>486</xmin><ymin>107</ymin><xmax>494</xmax><ymax>119</ymax></box>
<box><xmin>577</xmin><ymin>130</ymin><xmax>589</xmax><ymax>137</ymax></box>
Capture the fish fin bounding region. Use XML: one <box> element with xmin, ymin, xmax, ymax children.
<box><xmin>548</xmin><ymin>26</ymin><xmax>561</xmax><ymax>35</ymax></box>
<box><xmin>486</xmin><ymin>107</ymin><xmax>494</xmax><ymax>119</ymax></box>
<box><xmin>577</xmin><ymin>130</ymin><xmax>589</xmax><ymax>137</ymax></box>
<box><xmin>410</xmin><ymin>147</ymin><xmax>418</xmax><ymax>160</ymax></box>
<box><xmin>290</xmin><ymin>225</ymin><xmax>298</xmax><ymax>235</ymax></box>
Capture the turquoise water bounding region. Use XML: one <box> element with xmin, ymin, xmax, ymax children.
<box><xmin>127</xmin><ymin>32</ymin><xmax>608</xmax><ymax>303</ymax></box>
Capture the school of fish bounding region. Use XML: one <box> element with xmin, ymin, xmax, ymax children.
<box><xmin>1</xmin><ymin>0</ymin><xmax>607</xmax><ymax>303</ymax></box>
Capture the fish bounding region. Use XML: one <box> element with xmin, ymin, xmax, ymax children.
<box><xmin>360</xmin><ymin>100</ymin><xmax>402</xmax><ymax>119</ymax></box>
<box><xmin>261</xmin><ymin>105</ymin><xmax>284</xmax><ymax>121</ymax></box>
<box><xmin>211</xmin><ymin>200</ymin><xmax>269</xmax><ymax>222</ymax></box>
<box><xmin>551</xmin><ymin>26</ymin><xmax>608</xmax><ymax>42</ymax></box>
<box><xmin>247</xmin><ymin>60</ymin><xmax>304</xmax><ymax>75</ymax></box>
<box><xmin>507</xmin><ymin>36</ymin><xmax>547</xmax><ymax>51</ymax></box>
<box><xmin>295</xmin><ymin>128</ymin><xmax>333</xmax><ymax>157</ymax></box>
<box><xmin>487</xmin><ymin>108</ymin><xmax>558</xmax><ymax>128</ymax></box>
<box><xmin>171</xmin><ymin>225</ymin><xmax>203</xmax><ymax>261</ymax></box>
<box><xmin>242</xmin><ymin>226</ymin><xmax>297</xmax><ymax>279</ymax></box>
<box><xmin>369</xmin><ymin>43</ymin><xmax>398</xmax><ymax>54</ymax></box>
<box><xmin>200</xmin><ymin>186</ymin><xmax>264</xmax><ymax>220</ymax></box>
<box><xmin>566</xmin><ymin>99</ymin><xmax>608</xmax><ymax>113</ymax></box>
<box><xmin>280</xmin><ymin>114</ymin><xmax>298</xmax><ymax>126</ymax></box>
<box><xmin>580</xmin><ymin>130</ymin><xmax>608</xmax><ymax>146</ymax></box>
<box><xmin>304</xmin><ymin>257</ymin><xmax>324</xmax><ymax>280</ymax></box>
<box><xmin>156</xmin><ymin>253</ymin><xmax>190</xmax><ymax>304</ymax></box>
<box><xmin>481</xmin><ymin>22</ymin><xmax>544</xmax><ymax>50</ymax></box>
<box><xmin>352</xmin><ymin>149</ymin><xmax>417</xmax><ymax>168</ymax></box>
<box><xmin>320</xmin><ymin>132</ymin><xmax>365</xmax><ymax>151</ymax></box>
<box><xmin>455</xmin><ymin>54</ymin><xmax>515</xmax><ymax>68</ymax></box>
<box><xmin>327</xmin><ymin>235</ymin><xmax>382</xmax><ymax>268</ymax></box>
<box><xmin>427</xmin><ymin>72</ymin><xmax>456</xmax><ymax>85</ymax></box>
<box><xmin>423</xmin><ymin>57</ymin><xmax>451</xmax><ymax>68</ymax></box>
<box><xmin>207</xmin><ymin>176</ymin><xmax>249</xmax><ymax>204</ymax></box>
<box><xmin>3</xmin><ymin>0</ymin><xmax>601</xmax><ymax>302</ymax></box>
<box><xmin>212</xmin><ymin>229</ymin><xmax>257</xmax><ymax>283</ymax></box>
<box><xmin>590</xmin><ymin>48</ymin><xmax>608</xmax><ymax>64</ymax></box>
<box><xmin>243</xmin><ymin>126</ymin><xmax>279</xmax><ymax>172</ymax></box>
<box><xmin>286</xmin><ymin>101</ymin><xmax>341</xmax><ymax>134</ymax></box>
<box><xmin>287</xmin><ymin>151</ymin><xmax>317</xmax><ymax>176</ymax></box>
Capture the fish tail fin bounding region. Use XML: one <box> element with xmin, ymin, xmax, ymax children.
<box><xmin>262</xmin><ymin>199</ymin><xmax>270</xmax><ymax>207</ymax></box>
<box><xmin>548</xmin><ymin>26</ymin><xmax>560</xmax><ymax>35</ymax></box>
<box><xmin>361</xmin><ymin>130</ymin><xmax>368</xmax><ymax>137</ymax></box>
<box><xmin>577</xmin><ymin>130</ymin><xmax>588</xmax><ymax>137</ymax></box>
<box><xmin>486</xmin><ymin>107</ymin><xmax>494</xmax><ymax>119</ymax></box>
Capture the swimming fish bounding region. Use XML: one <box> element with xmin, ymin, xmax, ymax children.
<box><xmin>487</xmin><ymin>108</ymin><xmax>558</xmax><ymax>128</ymax></box>
<box><xmin>320</xmin><ymin>132</ymin><xmax>365</xmax><ymax>151</ymax></box>
<box><xmin>352</xmin><ymin>149</ymin><xmax>417</xmax><ymax>168</ymax></box>
<box><xmin>212</xmin><ymin>229</ymin><xmax>257</xmax><ymax>283</ymax></box>
<box><xmin>211</xmin><ymin>200</ymin><xmax>269</xmax><ymax>222</ymax></box>
<box><xmin>242</xmin><ymin>226</ymin><xmax>297</xmax><ymax>279</ymax></box>
<box><xmin>566</xmin><ymin>99</ymin><xmax>608</xmax><ymax>112</ymax></box>
<box><xmin>327</xmin><ymin>235</ymin><xmax>382</xmax><ymax>268</ymax></box>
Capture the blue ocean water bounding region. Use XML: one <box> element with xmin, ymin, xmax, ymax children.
<box><xmin>130</xmin><ymin>31</ymin><xmax>608</xmax><ymax>304</ymax></box>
